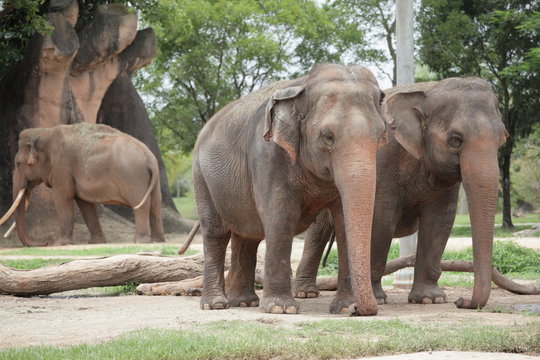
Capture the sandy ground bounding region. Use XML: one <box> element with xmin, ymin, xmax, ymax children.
<box><xmin>0</xmin><ymin>234</ymin><xmax>539</xmax><ymax>359</ymax></box>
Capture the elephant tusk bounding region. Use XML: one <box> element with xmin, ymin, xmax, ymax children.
<box><xmin>0</xmin><ymin>189</ymin><xmax>26</xmax><ymax>225</ymax></box>
<box><xmin>4</xmin><ymin>222</ymin><xmax>16</xmax><ymax>238</ymax></box>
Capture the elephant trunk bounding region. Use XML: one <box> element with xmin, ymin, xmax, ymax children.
<box><xmin>456</xmin><ymin>144</ymin><xmax>500</xmax><ymax>309</ymax></box>
<box><xmin>333</xmin><ymin>144</ymin><xmax>378</xmax><ymax>316</ymax></box>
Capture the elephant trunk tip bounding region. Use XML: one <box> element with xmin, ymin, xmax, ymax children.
<box><xmin>348</xmin><ymin>299</ymin><xmax>379</xmax><ymax>316</ymax></box>
<box><xmin>454</xmin><ymin>296</ymin><xmax>488</xmax><ymax>310</ymax></box>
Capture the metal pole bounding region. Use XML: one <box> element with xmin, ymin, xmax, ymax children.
<box><xmin>393</xmin><ymin>0</ymin><xmax>416</xmax><ymax>288</ymax></box>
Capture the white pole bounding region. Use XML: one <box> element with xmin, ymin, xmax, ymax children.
<box><xmin>393</xmin><ymin>0</ymin><xmax>416</xmax><ymax>288</ymax></box>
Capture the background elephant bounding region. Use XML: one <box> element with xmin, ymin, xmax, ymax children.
<box><xmin>0</xmin><ymin>123</ymin><xmax>165</xmax><ymax>246</ymax></box>
<box><xmin>193</xmin><ymin>64</ymin><xmax>386</xmax><ymax>316</ymax></box>
<box><xmin>294</xmin><ymin>77</ymin><xmax>507</xmax><ymax>310</ymax></box>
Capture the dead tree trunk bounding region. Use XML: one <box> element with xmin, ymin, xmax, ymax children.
<box><xmin>0</xmin><ymin>254</ymin><xmax>206</xmax><ymax>296</ymax></box>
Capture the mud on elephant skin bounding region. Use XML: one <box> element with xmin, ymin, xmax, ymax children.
<box><xmin>0</xmin><ymin>123</ymin><xmax>166</xmax><ymax>246</ymax></box>
<box><xmin>294</xmin><ymin>77</ymin><xmax>508</xmax><ymax>310</ymax></box>
<box><xmin>194</xmin><ymin>64</ymin><xmax>387</xmax><ymax>316</ymax></box>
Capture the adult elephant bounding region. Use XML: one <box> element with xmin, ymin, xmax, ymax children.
<box><xmin>294</xmin><ymin>77</ymin><xmax>508</xmax><ymax>310</ymax></box>
<box><xmin>0</xmin><ymin>123</ymin><xmax>165</xmax><ymax>246</ymax></box>
<box><xmin>194</xmin><ymin>64</ymin><xmax>386</xmax><ymax>316</ymax></box>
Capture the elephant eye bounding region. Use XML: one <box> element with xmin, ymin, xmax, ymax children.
<box><xmin>320</xmin><ymin>130</ymin><xmax>335</xmax><ymax>148</ymax></box>
<box><xmin>448</xmin><ymin>134</ymin><xmax>463</xmax><ymax>149</ymax></box>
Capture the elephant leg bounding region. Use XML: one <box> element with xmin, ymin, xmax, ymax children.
<box><xmin>149</xmin><ymin>187</ymin><xmax>165</xmax><ymax>243</ymax></box>
<box><xmin>328</xmin><ymin>204</ymin><xmax>355</xmax><ymax>314</ymax></box>
<box><xmin>196</xmin><ymin>172</ymin><xmax>232</xmax><ymax>310</ymax></box>
<box><xmin>51</xmin><ymin>189</ymin><xmax>76</xmax><ymax>246</ymax></box>
<box><xmin>225</xmin><ymin>233</ymin><xmax>261</xmax><ymax>307</ymax></box>
<box><xmin>370</xmin><ymin>203</ymin><xmax>401</xmax><ymax>305</ymax></box>
<box><xmin>409</xmin><ymin>185</ymin><xmax>459</xmax><ymax>304</ymax></box>
<box><xmin>75</xmin><ymin>198</ymin><xmax>106</xmax><ymax>244</ymax></box>
<box><xmin>260</xmin><ymin>207</ymin><xmax>300</xmax><ymax>314</ymax></box>
<box><xmin>133</xmin><ymin>202</ymin><xmax>152</xmax><ymax>243</ymax></box>
<box><xmin>293</xmin><ymin>210</ymin><xmax>333</xmax><ymax>299</ymax></box>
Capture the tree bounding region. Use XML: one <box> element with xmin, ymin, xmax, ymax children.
<box><xmin>329</xmin><ymin>0</ymin><xmax>397</xmax><ymax>87</ymax></box>
<box><xmin>418</xmin><ymin>0</ymin><xmax>540</xmax><ymax>229</ymax></box>
<box><xmin>137</xmin><ymin>0</ymin><xmax>370</xmax><ymax>152</ymax></box>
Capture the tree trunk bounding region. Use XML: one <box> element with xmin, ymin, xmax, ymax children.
<box><xmin>0</xmin><ymin>254</ymin><xmax>208</xmax><ymax>296</ymax></box>
<box><xmin>500</xmin><ymin>144</ymin><xmax>514</xmax><ymax>230</ymax></box>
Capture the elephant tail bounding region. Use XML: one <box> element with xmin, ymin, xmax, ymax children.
<box><xmin>133</xmin><ymin>161</ymin><xmax>159</xmax><ymax>210</ymax></box>
<box><xmin>177</xmin><ymin>221</ymin><xmax>200</xmax><ymax>255</ymax></box>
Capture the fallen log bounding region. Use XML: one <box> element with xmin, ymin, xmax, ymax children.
<box><xmin>316</xmin><ymin>256</ymin><xmax>540</xmax><ymax>295</ymax></box>
<box><xmin>0</xmin><ymin>254</ymin><xmax>208</xmax><ymax>296</ymax></box>
<box><xmin>137</xmin><ymin>255</ymin><xmax>539</xmax><ymax>296</ymax></box>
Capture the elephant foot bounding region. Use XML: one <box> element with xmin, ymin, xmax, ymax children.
<box><xmin>372</xmin><ymin>281</ymin><xmax>387</xmax><ymax>305</ymax></box>
<box><xmin>408</xmin><ymin>284</ymin><xmax>447</xmax><ymax>305</ymax></box>
<box><xmin>227</xmin><ymin>292</ymin><xmax>259</xmax><ymax>307</ymax></box>
<box><xmin>54</xmin><ymin>237</ymin><xmax>73</xmax><ymax>246</ymax></box>
<box><xmin>200</xmin><ymin>295</ymin><xmax>230</xmax><ymax>310</ymax></box>
<box><xmin>329</xmin><ymin>294</ymin><xmax>354</xmax><ymax>314</ymax></box>
<box><xmin>88</xmin><ymin>235</ymin><xmax>106</xmax><ymax>244</ymax></box>
<box><xmin>292</xmin><ymin>280</ymin><xmax>319</xmax><ymax>299</ymax></box>
<box><xmin>135</xmin><ymin>235</ymin><xmax>152</xmax><ymax>243</ymax></box>
<box><xmin>260</xmin><ymin>296</ymin><xmax>299</xmax><ymax>314</ymax></box>
<box><xmin>348</xmin><ymin>302</ymin><xmax>378</xmax><ymax>316</ymax></box>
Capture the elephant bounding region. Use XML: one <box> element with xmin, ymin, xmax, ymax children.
<box><xmin>293</xmin><ymin>77</ymin><xmax>508</xmax><ymax>310</ymax></box>
<box><xmin>193</xmin><ymin>64</ymin><xmax>387</xmax><ymax>316</ymax></box>
<box><xmin>0</xmin><ymin>122</ymin><xmax>166</xmax><ymax>246</ymax></box>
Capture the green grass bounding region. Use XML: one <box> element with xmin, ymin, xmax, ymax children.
<box><xmin>173</xmin><ymin>197</ymin><xmax>197</xmax><ymax>220</ymax></box>
<box><xmin>320</xmin><ymin>240</ymin><xmax>540</xmax><ymax>278</ymax></box>
<box><xmin>450</xmin><ymin>224</ymin><xmax>534</xmax><ymax>237</ymax></box>
<box><xmin>1</xmin><ymin>319</ymin><xmax>538</xmax><ymax>359</ymax></box>
<box><xmin>0</xmin><ymin>258</ymin><xmax>74</xmax><ymax>269</ymax></box>
<box><xmin>0</xmin><ymin>245</ymin><xmax>198</xmax><ymax>257</ymax></box>
<box><xmin>453</xmin><ymin>212</ymin><xmax>540</xmax><ymax>226</ymax></box>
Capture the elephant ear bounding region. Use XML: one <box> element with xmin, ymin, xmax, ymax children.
<box><xmin>263</xmin><ymin>86</ymin><xmax>305</xmax><ymax>164</ymax></box>
<box><xmin>384</xmin><ymin>91</ymin><xmax>426</xmax><ymax>159</ymax></box>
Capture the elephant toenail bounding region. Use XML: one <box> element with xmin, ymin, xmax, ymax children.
<box><xmin>270</xmin><ymin>305</ymin><xmax>284</xmax><ymax>314</ymax></box>
<box><xmin>434</xmin><ymin>297</ymin><xmax>445</xmax><ymax>304</ymax></box>
<box><xmin>202</xmin><ymin>304</ymin><xmax>211</xmax><ymax>310</ymax></box>
<box><xmin>307</xmin><ymin>292</ymin><xmax>317</xmax><ymax>298</ymax></box>
<box><xmin>422</xmin><ymin>298</ymin><xmax>433</xmax><ymax>304</ymax></box>
<box><xmin>239</xmin><ymin>302</ymin><xmax>247</xmax><ymax>307</ymax></box>
<box><xmin>285</xmin><ymin>306</ymin><xmax>298</xmax><ymax>314</ymax></box>
<box><xmin>298</xmin><ymin>292</ymin><xmax>306</xmax><ymax>298</ymax></box>
<box><xmin>250</xmin><ymin>300</ymin><xmax>259</xmax><ymax>307</ymax></box>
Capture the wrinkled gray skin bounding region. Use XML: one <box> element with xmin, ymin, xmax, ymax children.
<box><xmin>294</xmin><ymin>77</ymin><xmax>507</xmax><ymax>310</ymax></box>
<box><xmin>193</xmin><ymin>64</ymin><xmax>386</xmax><ymax>315</ymax></box>
<box><xmin>11</xmin><ymin>123</ymin><xmax>165</xmax><ymax>246</ymax></box>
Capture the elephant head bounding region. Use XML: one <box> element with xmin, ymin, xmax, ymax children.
<box><xmin>0</xmin><ymin>128</ymin><xmax>55</xmax><ymax>246</ymax></box>
<box><xmin>384</xmin><ymin>77</ymin><xmax>507</xmax><ymax>309</ymax></box>
<box><xmin>264</xmin><ymin>64</ymin><xmax>387</xmax><ymax>315</ymax></box>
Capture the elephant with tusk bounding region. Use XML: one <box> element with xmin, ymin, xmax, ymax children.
<box><xmin>0</xmin><ymin>123</ymin><xmax>166</xmax><ymax>246</ymax></box>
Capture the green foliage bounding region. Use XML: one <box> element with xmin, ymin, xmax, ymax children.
<box><xmin>137</xmin><ymin>0</ymin><xmax>372</xmax><ymax>152</ymax></box>
<box><xmin>0</xmin><ymin>0</ymin><xmax>51</xmax><ymax>78</ymax></box>
<box><xmin>2</xmin><ymin>320</ymin><xmax>538</xmax><ymax>359</ymax></box>
<box><xmin>511</xmin><ymin>124</ymin><xmax>540</xmax><ymax>209</ymax></box>
<box><xmin>173</xmin><ymin>196</ymin><xmax>197</xmax><ymax>220</ymax></box>
<box><xmin>442</xmin><ymin>240</ymin><xmax>540</xmax><ymax>274</ymax></box>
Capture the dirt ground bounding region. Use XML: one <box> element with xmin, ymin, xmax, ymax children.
<box><xmin>0</xmin><ymin>232</ymin><xmax>539</xmax><ymax>359</ymax></box>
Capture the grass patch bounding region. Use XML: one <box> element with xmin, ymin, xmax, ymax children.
<box><xmin>0</xmin><ymin>258</ymin><xmax>74</xmax><ymax>270</ymax></box>
<box><xmin>1</xmin><ymin>245</ymin><xmax>198</xmax><ymax>257</ymax></box>
<box><xmin>1</xmin><ymin>319</ymin><xmax>538</xmax><ymax>359</ymax></box>
<box><xmin>453</xmin><ymin>212</ymin><xmax>540</xmax><ymax>226</ymax></box>
<box><xmin>320</xmin><ymin>241</ymin><xmax>540</xmax><ymax>277</ymax></box>
<box><xmin>450</xmin><ymin>224</ymin><xmax>533</xmax><ymax>237</ymax></box>
<box><xmin>173</xmin><ymin>197</ymin><xmax>197</xmax><ymax>220</ymax></box>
